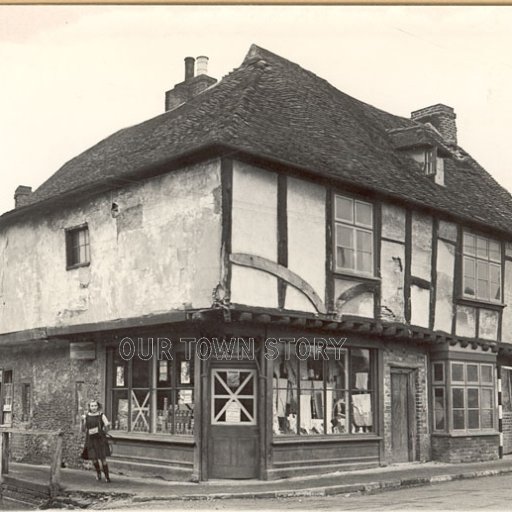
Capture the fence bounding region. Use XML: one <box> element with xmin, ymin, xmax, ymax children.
<box><xmin>0</xmin><ymin>428</ymin><xmax>63</xmax><ymax>496</ymax></box>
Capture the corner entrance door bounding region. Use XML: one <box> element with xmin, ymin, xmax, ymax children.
<box><xmin>208</xmin><ymin>367</ymin><xmax>259</xmax><ymax>479</ymax></box>
<box><xmin>390</xmin><ymin>368</ymin><xmax>416</xmax><ymax>462</ymax></box>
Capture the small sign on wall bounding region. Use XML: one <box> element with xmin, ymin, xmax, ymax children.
<box><xmin>70</xmin><ymin>341</ymin><xmax>96</xmax><ymax>360</ymax></box>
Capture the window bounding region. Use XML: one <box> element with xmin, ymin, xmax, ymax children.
<box><xmin>273</xmin><ymin>343</ymin><xmax>374</xmax><ymax>436</ymax></box>
<box><xmin>334</xmin><ymin>195</ymin><xmax>373</xmax><ymax>275</ymax></box>
<box><xmin>0</xmin><ymin>370</ymin><xmax>13</xmax><ymax>425</ymax></box>
<box><xmin>424</xmin><ymin>148</ymin><xmax>436</xmax><ymax>176</ymax></box>
<box><xmin>66</xmin><ymin>224</ymin><xmax>90</xmax><ymax>269</ymax></box>
<box><xmin>432</xmin><ymin>361</ymin><xmax>495</xmax><ymax>432</ymax></box>
<box><xmin>463</xmin><ymin>233</ymin><xmax>501</xmax><ymax>303</ymax></box>
<box><xmin>110</xmin><ymin>343</ymin><xmax>194</xmax><ymax>435</ymax></box>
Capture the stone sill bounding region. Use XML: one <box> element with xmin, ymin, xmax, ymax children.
<box><xmin>110</xmin><ymin>431</ymin><xmax>195</xmax><ymax>445</ymax></box>
<box><xmin>431</xmin><ymin>431</ymin><xmax>499</xmax><ymax>438</ymax></box>
<box><xmin>273</xmin><ymin>434</ymin><xmax>381</xmax><ymax>446</ymax></box>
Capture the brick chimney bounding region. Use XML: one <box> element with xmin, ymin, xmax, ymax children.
<box><xmin>14</xmin><ymin>185</ymin><xmax>32</xmax><ymax>208</ymax></box>
<box><xmin>165</xmin><ymin>56</ymin><xmax>217</xmax><ymax>112</ymax></box>
<box><xmin>411</xmin><ymin>104</ymin><xmax>457</xmax><ymax>146</ymax></box>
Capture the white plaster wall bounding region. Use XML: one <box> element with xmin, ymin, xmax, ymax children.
<box><xmin>334</xmin><ymin>278</ymin><xmax>374</xmax><ymax>318</ymax></box>
<box><xmin>286</xmin><ymin>177</ymin><xmax>326</xmax><ymax>311</ymax></box>
<box><xmin>438</xmin><ymin>220</ymin><xmax>457</xmax><ymax>242</ymax></box>
<box><xmin>284</xmin><ymin>285</ymin><xmax>316</xmax><ymax>314</ymax></box>
<box><xmin>381</xmin><ymin>204</ymin><xmax>405</xmax><ymax>242</ymax></box>
<box><xmin>479</xmin><ymin>309</ymin><xmax>499</xmax><ymax>341</ymax></box>
<box><xmin>410</xmin><ymin>285</ymin><xmax>430</xmax><ymax>328</ymax></box>
<box><xmin>502</xmin><ymin>260</ymin><xmax>512</xmax><ymax>344</ymax></box>
<box><xmin>411</xmin><ymin>212</ymin><xmax>432</xmax><ymax>282</ymax></box>
<box><xmin>434</xmin><ymin>239</ymin><xmax>455</xmax><ymax>333</ymax></box>
<box><xmin>455</xmin><ymin>305</ymin><xmax>477</xmax><ymax>338</ymax></box>
<box><xmin>380</xmin><ymin>240</ymin><xmax>405</xmax><ymax>322</ymax></box>
<box><xmin>0</xmin><ymin>160</ymin><xmax>222</xmax><ymax>333</ymax></box>
<box><xmin>230</xmin><ymin>161</ymin><xmax>278</xmax><ymax>308</ymax></box>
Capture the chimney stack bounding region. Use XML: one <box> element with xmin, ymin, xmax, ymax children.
<box><xmin>165</xmin><ymin>55</ymin><xmax>217</xmax><ymax>112</ymax></box>
<box><xmin>411</xmin><ymin>104</ymin><xmax>457</xmax><ymax>146</ymax></box>
<box><xmin>196</xmin><ymin>56</ymin><xmax>208</xmax><ymax>76</ymax></box>
<box><xmin>184</xmin><ymin>56</ymin><xmax>195</xmax><ymax>81</ymax></box>
<box><xmin>14</xmin><ymin>185</ymin><xmax>32</xmax><ymax>208</ymax></box>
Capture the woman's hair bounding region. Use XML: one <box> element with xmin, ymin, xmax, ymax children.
<box><xmin>87</xmin><ymin>400</ymin><xmax>103</xmax><ymax>412</ymax></box>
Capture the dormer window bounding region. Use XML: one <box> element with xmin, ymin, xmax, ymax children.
<box><xmin>424</xmin><ymin>148</ymin><xmax>436</xmax><ymax>176</ymax></box>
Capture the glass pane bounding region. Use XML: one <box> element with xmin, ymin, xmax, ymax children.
<box><xmin>490</xmin><ymin>282</ymin><xmax>501</xmax><ymax>302</ymax></box>
<box><xmin>355</xmin><ymin>201</ymin><xmax>372</xmax><ymax>227</ymax></box>
<box><xmin>176</xmin><ymin>351</ymin><xmax>194</xmax><ymax>386</ymax></box>
<box><xmin>273</xmin><ymin>387</ymin><xmax>298</xmax><ymax>435</ymax></box>
<box><xmin>132</xmin><ymin>357</ymin><xmax>151</xmax><ymax>388</ymax></box>
<box><xmin>337</xmin><ymin>247</ymin><xmax>354</xmax><ymax>270</ymax></box>
<box><xmin>434</xmin><ymin>388</ymin><xmax>445</xmax><ymax>430</ymax></box>
<box><xmin>358</xmin><ymin>251</ymin><xmax>373</xmax><ymax>274</ymax></box>
<box><xmin>464</xmin><ymin>257</ymin><xmax>475</xmax><ymax>278</ymax></box>
<box><xmin>238</xmin><ymin>373</ymin><xmax>254</xmax><ymax>395</ymax></box>
<box><xmin>467</xmin><ymin>388</ymin><xmax>479</xmax><ymax>408</ymax></box>
<box><xmin>239</xmin><ymin>398</ymin><xmax>255</xmax><ymax>422</ymax></box>
<box><xmin>351</xmin><ymin>349</ymin><xmax>371</xmax><ymax>390</ymax></box>
<box><xmin>481</xmin><ymin>388</ymin><xmax>493</xmax><ymax>409</ymax></box>
<box><xmin>351</xmin><ymin>392</ymin><xmax>373</xmax><ymax>433</ymax></box>
<box><xmin>214</xmin><ymin>398</ymin><xmax>229</xmax><ymax>422</ymax></box>
<box><xmin>326</xmin><ymin>351</ymin><xmax>347</xmax><ymax>389</ymax></box>
<box><xmin>214</xmin><ymin>372</ymin><xmax>228</xmax><ymax>395</ymax></box>
<box><xmin>481</xmin><ymin>365</ymin><xmax>493</xmax><ymax>384</ymax></box>
<box><xmin>489</xmin><ymin>240</ymin><xmax>501</xmax><ymax>262</ymax></box>
<box><xmin>468</xmin><ymin>409</ymin><xmax>479</xmax><ymax>429</ymax></box>
<box><xmin>476</xmin><ymin>236</ymin><xmax>488</xmax><ymax>258</ymax></box>
<box><xmin>467</xmin><ymin>364</ymin><xmax>479</xmax><ymax>383</ymax></box>
<box><xmin>112</xmin><ymin>390</ymin><xmax>129</xmax><ymax>431</ymax></box>
<box><xmin>464</xmin><ymin>277</ymin><xmax>475</xmax><ymax>296</ymax></box>
<box><xmin>481</xmin><ymin>409</ymin><xmax>493</xmax><ymax>429</ymax></box>
<box><xmin>477</xmin><ymin>279</ymin><xmax>489</xmax><ymax>301</ymax></box>
<box><xmin>300</xmin><ymin>390</ymin><xmax>323</xmax><ymax>435</ymax></box>
<box><xmin>356</xmin><ymin>230</ymin><xmax>373</xmax><ymax>273</ymax></box>
<box><xmin>328</xmin><ymin>389</ymin><xmax>348</xmax><ymax>434</ymax></box>
<box><xmin>452</xmin><ymin>388</ymin><xmax>464</xmax><ymax>408</ymax></box>
<box><xmin>433</xmin><ymin>363</ymin><xmax>444</xmax><ymax>383</ymax></box>
<box><xmin>335</xmin><ymin>196</ymin><xmax>353</xmax><ymax>223</ymax></box>
<box><xmin>452</xmin><ymin>409</ymin><xmax>465</xmax><ymax>430</ymax></box>
<box><xmin>463</xmin><ymin>233</ymin><xmax>476</xmax><ymax>255</ymax></box>
<box><xmin>451</xmin><ymin>364</ymin><xmax>464</xmax><ymax>382</ymax></box>
<box><xmin>175</xmin><ymin>390</ymin><xmax>194</xmax><ymax>434</ymax></box>
<box><xmin>156</xmin><ymin>389</ymin><xmax>173</xmax><ymax>433</ymax></box>
<box><xmin>131</xmin><ymin>389</ymin><xmax>151</xmax><ymax>432</ymax></box>
<box><xmin>113</xmin><ymin>353</ymin><xmax>128</xmax><ymax>388</ymax></box>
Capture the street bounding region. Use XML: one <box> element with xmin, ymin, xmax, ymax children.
<box><xmin>105</xmin><ymin>474</ymin><xmax>512</xmax><ymax>511</ymax></box>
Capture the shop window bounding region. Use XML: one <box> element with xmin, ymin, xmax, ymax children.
<box><xmin>334</xmin><ymin>195</ymin><xmax>373</xmax><ymax>275</ymax></box>
<box><xmin>0</xmin><ymin>370</ymin><xmax>13</xmax><ymax>425</ymax></box>
<box><xmin>432</xmin><ymin>361</ymin><xmax>495</xmax><ymax>432</ymax></box>
<box><xmin>462</xmin><ymin>233</ymin><xmax>501</xmax><ymax>303</ymax></box>
<box><xmin>272</xmin><ymin>343</ymin><xmax>374</xmax><ymax>436</ymax></box>
<box><xmin>66</xmin><ymin>224</ymin><xmax>90</xmax><ymax>269</ymax></box>
<box><xmin>110</xmin><ymin>344</ymin><xmax>194</xmax><ymax>435</ymax></box>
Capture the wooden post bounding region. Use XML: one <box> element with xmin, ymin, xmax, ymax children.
<box><xmin>49</xmin><ymin>432</ymin><xmax>63</xmax><ymax>496</ymax></box>
<box><xmin>0</xmin><ymin>432</ymin><xmax>9</xmax><ymax>478</ymax></box>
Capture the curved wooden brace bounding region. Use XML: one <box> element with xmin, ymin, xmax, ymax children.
<box><xmin>229</xmin><ymin>253</ymin><xmax>327</xmax><ymax>315</ymax></box>
<box><xmin>336</xmin><ymin>281</ymin><xmax>380</xmax><ymax>305</ymax></box>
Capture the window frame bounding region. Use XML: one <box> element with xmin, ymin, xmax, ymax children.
<box><xmin>108</xmin><ymin>343</ymin><xmax>195</xmax><ymax>437</ymax></box>
<box><xmin>333</xmin><ymin>194</ymin><xmax>374</xmax><ymax>277</ymax></box>
<box><xmin>65</xmin><ymin>223</ymin><xmax>91</xmax><ymax>270</ymax></box>
<box><xmin>272</xmin><ymin>344</ymin><xmax>376</xmax><ymax>438</ymax></box>
<box><xmin>0</xmin><ymin>369</ymin><xmax>13</xmax><ymax>426</ymax></box>
<box><xmin>462</xmin><ymin>231</ymin><xmax>502</xmax><ymax>304</ymax></box>
<box><xmin>431</xmin><ymin>361</ymin><xmax>496</xmax><ymax>434</ymax></box>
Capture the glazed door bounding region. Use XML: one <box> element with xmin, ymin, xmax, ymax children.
<box><xmin>390</xmin><ymin>369</ymin><xmax>416</xmax><ymax>462</ymax></box>
<box><xmin>208</xmin><ymin>367</ymin><xmax>259</xmax><ymax>479</ymax></box>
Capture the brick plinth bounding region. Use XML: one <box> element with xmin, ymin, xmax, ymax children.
<box><xmin>431</xmin><ymin>434</ymin><xmax>499</xmax><ymax>463</ymax></box>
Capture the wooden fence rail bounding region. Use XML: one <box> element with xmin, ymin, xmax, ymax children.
<box><xmin>0</xmin><ymin>428</ymin><xmax>64</xmax><ymax>496</ymax></box>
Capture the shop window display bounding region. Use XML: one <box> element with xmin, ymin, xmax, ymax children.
<box><xmin>272</xmin><ymin>343</ymin><xmax>374</xmax><ymax>436</ymax></box>
<box><xmin>110</xmin><ymin>345</ymin><xmax>194</xmax><ymax>435</ymax></box>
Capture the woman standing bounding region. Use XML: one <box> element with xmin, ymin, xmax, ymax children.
<box><xmin>81</xmin><ymin>400</ymin><xmax>112</xmax><ymax>483</ymax></box>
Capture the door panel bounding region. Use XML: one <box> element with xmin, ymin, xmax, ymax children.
<box><xmin>209</xmin><ymin>368</ymin><xmax>259</xmax><ymax>479</ymax></box>
<box><xmin>391</xmin><ymin>371</ymin><xmax>411</xmax><ymax>462</ymax></box>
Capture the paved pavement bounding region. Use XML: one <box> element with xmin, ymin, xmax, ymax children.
<box><xmin>4</xmin><ymin>456</ymin><xmax>512</xmax><ymax>505</ymax></box>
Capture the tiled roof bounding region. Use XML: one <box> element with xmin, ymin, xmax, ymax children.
<box><xmin>5</xmin><ymin>44</ymin><xmax>512</xmax><ymax>235</ymax></box>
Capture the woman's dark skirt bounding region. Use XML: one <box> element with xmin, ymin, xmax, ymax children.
<box><xmin>83</xmin><ymin>435</ymin><xmax>110</xmax><ymax>460</ymax></box>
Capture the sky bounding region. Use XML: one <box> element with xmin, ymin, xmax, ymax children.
<box><xmin>1</xmin><ymin>5</ymin><xmax>512</xmax><ymax>215</ymax></box>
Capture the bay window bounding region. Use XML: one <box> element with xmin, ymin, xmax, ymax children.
<box><xmin>272</xmin><ymin>342</ymin><xmax>375</xmax><ymax>436</ymax></box>
<box><xmin>432</xmin><ymin>361</ymin><xmax>495</xmax><ymax>433</ymax></box>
